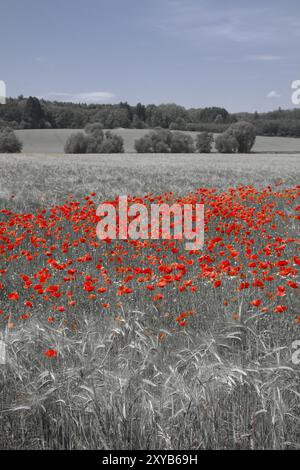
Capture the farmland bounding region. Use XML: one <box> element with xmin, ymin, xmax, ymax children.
<box><xmin>15</xmin><ymin>128</ymin><xmax>300</xmax><ymax>154</ymax></box>
<box><xmin>0</xmin><ymin>150</ymin><xmax>299</xmax><ymax>450</ymax></box>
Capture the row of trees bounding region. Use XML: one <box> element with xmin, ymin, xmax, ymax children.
<box><xmin>0</xmin><ymin>94</ymin><xmax>293</xmax><ymax>150</ymax></box>
<box><xmin>135</xmin><ymin>122</ymin><xmax>256</xmax><ymax>154</ymax></box>
<box><xmin>2</xmin><ymin>96</ymin><xmax>300</xmax><ymax>137</ymax></box>
<box><xmin>1</xmin><ymin>96</ymin><xmax>300</xmax><ymax>137</ymax></box>
<box><xmin>0</xmin><ymin>96</ymin><xmax>235</xmax><ymax>132</ymax></box>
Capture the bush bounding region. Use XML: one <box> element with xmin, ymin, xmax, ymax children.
<box><xmin>151</xmin><ymin>129</ymin><xmax>173</xmax><ymax>152</ymax></box>
<box><xmin>64</xmin><ymin>126</ymin><xmax>124</xmax><ymax>154</ymax></box>
<box><xmin>226</xmin><ymin>121</ymin><xmax>256</xmax><ymax>153</ymax></box>
<box><xmin>0</xmin><ymin>127</ymin><xmax>22</xmax><ymax>153</ymax></box>
<box><xmin>195</xmin><ymin>132</ymin><xmax>213</xmax><ymax>153</ymax></box>
<box><xmin>215</xmin><ymin>133</ymin><xmax>239</xmax><ymax>153</ymax></box>
<box><xmin>64</xmin><ymin>132</ymin><xmax>88</xmax><ymax>153</ymax></box>
<box><xmin>99</xmin><ymin>131</ymin><xmax>124</xmax><ymax>153</ymax></box>
<box><xmin>214</xmin><ymin>121</ymin><xmax>256</xmax><ymax>154</ymax></box>
<box><xmin>84</xmin><ymin>123</ymin><xmax>104</xmax><ymax>152</ymax></box>
<box><xmin>85</xmin><ymin>123</ymin><xmax>124</xmax><ymax>153</ymax></box>
<box><xmin>171</xmin><ymin>132</ymin><xmax>194</xmax><ymax>153</ymax></box>
<box><xmin>134</xmin><ymin>129</ymin><xmax>195</xmax><ymax>153</ymax></box>
<box><xmin>135</xmin><ymin>129</ymin><xmax>170</xmax><ymax>153</ymax></box>
<box><xmin>85</xmin><ymin>123</ymin><xmax>104</xmax><ymax>138</ymax></box>
<box><xmin>134</xmin><ymin>134</ymin><xmax>153</xmax><ymax>153</ymax></box>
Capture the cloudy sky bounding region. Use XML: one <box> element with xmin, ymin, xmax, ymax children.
<box><xmin>1</xmin><ymin>0</ymin><xmax>300</xmax><ymax>111</ymax></box>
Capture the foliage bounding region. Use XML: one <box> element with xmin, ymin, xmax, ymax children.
<box><xmin>64</xmin><ymin>132</ymin><xmax>88</xmax><ymax>154</ymax></box>
<box><xmin>21</xmin><ymin>96</ymin><xmax>47</xmax><ymax>129</ymax></box>
<box><xmin>226</xmin><ymin>121</ymin><xmax>256</xmax><ymax>153</ymax></box>
<box><xmin>1</xmin><ymin>97</ymin><xmax>300</xmax><ymax>138</ymax></box>
<box><xmin>186</xmin><ymin>122</ymin><xmax>229</xmax><ymax>133</ymax></box>
<box><xmin>215</xmin><ymin>121</ymin><xmax>256</xmax><ymax>153</ymax></box>
<box><xmin>85</xmin><ymin>122</ymin><xmax>105</xmax><ymax>152</ymax></box>
<box><xmin>64</xmin><ymin>125</ymin><xmax>124</xmax><ymax>153</ymax></box>
<box><xmin>170</xmin><ymin>132</ymin><xmax>194</xmax><ymax>153</ymax></box>
<box><xmin>135</xmin><ymin>129</ymin><xmax>195</xmax><ymax>153</ymax></box>
<box><xmin>215</xmin><ymin>133</ymin><xmax>239</xmax><ymax>153</ymax></box>
<box><xmin>195</xmin><ymin>132</ymin><xmax>213</xmax><ymax>153</ymax></box>
<box><xmin>100</xmin><ymin>131</ymin><xmax>124</xmax><ymax>153</ymax></box>
<box><xmin>0</xmin><ymin>127</ymin><xmax>23</xmax><ymax>152</ymax></box>
<box><xmin>85</xmin><ymin>122</ymin><xmax>104</xmax><ymax>135</ymax></box>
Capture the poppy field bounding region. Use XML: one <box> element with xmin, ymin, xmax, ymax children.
<box><xmin>0</xmin><ymin>153</ymin><xmax>299</xmax><ymax>450</ymax></box>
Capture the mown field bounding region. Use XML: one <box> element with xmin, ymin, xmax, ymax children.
<box><xmin>0</xmin><ymin>152</ymin><xmax>299</xmax><ymax>450</ymax></box>
<box><xmin>15</xmin><ymin>128</ymin><xmax>300</xmax><ymax>154</ymax></box>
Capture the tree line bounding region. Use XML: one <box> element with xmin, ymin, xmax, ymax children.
<box><xmin>1</xmin><ymin>96</ymin><xmax>300</xmax><ymax>137</ymax></box>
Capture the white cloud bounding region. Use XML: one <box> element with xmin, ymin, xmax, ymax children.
<box><xmin>157</xmin><ymin>1</ymin><xmax>300</xmax><ymax>47</ymax></box>
<box><xmin>267</xmin><ymin>90</ymin><xmax>281</xmax><ymax>98</ymax></box>
<box><xmin>43</xmin><ymin>91</ymin><xmax>115</xmax><ymax>102</ymax></box>
<box><xmin>246</xmin><ymin>54</ymin><xmax>282</xmax><ymax>61</ymax></box>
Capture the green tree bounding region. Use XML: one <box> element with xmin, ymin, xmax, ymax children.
<box><xmin>100</xmin><ymin>131</ymin><xmax>124</xmax><ymax>153</ymax></box>
<box><xmin>64</xmin><ymin>132</ymin><xmax>88</xmax><ymax>153</ymax></box>
<box><xmin>171</xmin><ymin>132</ymin><xmax>194</xmax><ymax>153</ymax></box>
<box><xmin>0</xmin><ymin>127</ymin><xmax>23</xmax><ymax>152</ymax></box>
<box><xmin>214</xmin><ymin>114</ymin><xmax>223</xmax><ymax>124</ymax></box>
<box><xmin>131</xmin><ymin>115</ymin><xmax>145</xmax><ymax>129</ymax></box>
<box><xmin>226</xmin><ymin>121</ymin><xmax>256</xmax><ymax>153</ymax></box>
<box><xmin>135</xmin><ymin>102</ymin><xmax>146</xmax><ymax>122</ymax></box>
<box><xmin>22</xmin><ymin>96</ymin><xmax>46</xmax><ymax>129</ymax></box>
<box><xmin>85</xmin><ymin>122</ymin><xmax>104</xmax><ymax>137</ymax></box>
<box><xmin>135</xmin><ymin>129</ymin><xmax>194</xmax><ymax>153</ymax></box>
<box><xmin>215</xmin><ymin>133</ymin><xmax>239</xmax><ymax>153</ymax></box>
<box><xmin>195</xmin><ymin>132</ymin><xmax>213</xmax><ymax>153</ymax></box>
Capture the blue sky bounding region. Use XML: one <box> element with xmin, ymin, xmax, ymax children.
<box><xmin>1</xmin><ymin>0</ymin><xmax>300</xmax><ymax>112</ymax></box>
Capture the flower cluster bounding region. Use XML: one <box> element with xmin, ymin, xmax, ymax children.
<box><xmin>0</xmin><ymin>185</ymin><xmax>299</xmax><ymax>336</ymax></box>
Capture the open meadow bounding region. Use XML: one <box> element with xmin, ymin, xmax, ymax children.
<box><xmin>0</xmin><ymin>151</ymin><xmax>299</xmax><ymax>450</ymax></box>
<box><xmin>15</xmin><ymin>128</ymin><xmax>300</xmax><ymax>154</ymax></box>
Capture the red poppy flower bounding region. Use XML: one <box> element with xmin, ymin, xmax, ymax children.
<box><xmin>44</xmin><ymin>349</ymin><xmax>57</xmax><ymax>358</ymax></box>
<box><xmin>274</xmin><ymin>305</ymin><xmax>287</xmax><ymax>313</ymax></box>
<box><xmin>8</xmin><ymin>292</ymin><xmax>19</xmax><ymax>301</ymax></box>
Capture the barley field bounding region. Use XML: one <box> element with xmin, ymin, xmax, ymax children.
<box><xmin>0</xmin><ymin>151</ymin><xmax>299</xmax><ymax>450</ymax></box>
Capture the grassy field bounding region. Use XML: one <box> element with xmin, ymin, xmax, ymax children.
<box><xmin>0</xmin><ymin>153</ymin><xmax>299</xmax><ymax>209</ymax></box>
<box><xmin>15</xmin><ymin>128</ymin><xmax>300</xmax><ymax>154</ymax></box>
<box><xmin>0</xmin><ymin>152</ymin><xmax>299</xmax><ymax>450</ymax></box>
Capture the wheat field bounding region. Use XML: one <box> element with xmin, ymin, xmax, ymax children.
<box><xmin>0</xmin><ymin>151</ymin><xmax>299</xmax><ymax>450</ymax></box>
